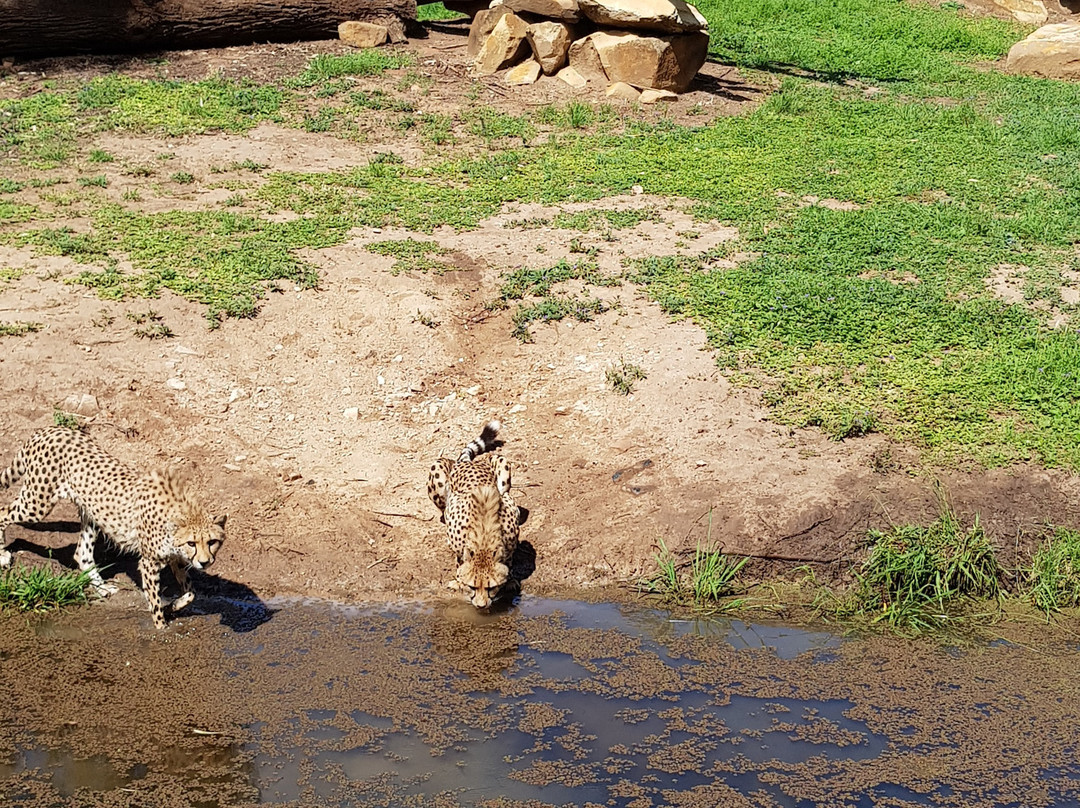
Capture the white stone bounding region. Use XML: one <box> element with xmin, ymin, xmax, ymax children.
<box><xmin>338</xmin><ymin>21</ymin><xmax>391</xmax><ymax>48</ymax></box>
<box><xmin>505</xmin><ymin>58</ymin><xmax>542</xmax><ymax>85</ymax></box>
<box><xmin>167</xmin><ymin>378</ymin><xmax>186</xmax><ymax>391</ymax></box>
<box><xmin>556</xmin><ymin>65</ymin><xmax>589</xmax><ymax>88</ymax></box>
<box><xmin>527</xmin><ymin>21</ymin><xmax>576</xmax><ymax>75</ymax></box>
<box><xmin>993</xmin><ymin>0</ymin><xmax>1047</xmax><ymax>24</ymax></box>
<box><xmin>344</xmin><ymin>407</ymin><xmax>360</xmax><ymax>420</ymax></box>
<box><xmin>473</xmin><ymin>12</ymin><xmax>530</xmax><ymax>76</ymax></box>
<box><xmin>640</xmin><ymin>87</ymin><xmax>678</xmax><ymax>103</ymax></box>
<box><xmin>504</xmin><ymin>0</ymin><xmax>580</xmax><ymax>20</ymax></box>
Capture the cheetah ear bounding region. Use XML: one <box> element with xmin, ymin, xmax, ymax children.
<box><xmin>214</xmin><ymin>514</ymin><xmax>227</xmax><ymax>528</ymax></box>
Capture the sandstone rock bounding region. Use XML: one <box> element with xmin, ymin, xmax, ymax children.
<box><xmin>506</xmin><ymin>58</ymin><xmax>543</xmax><ymax>84</ymax></box>
<box><xmin>61</xmin><ymin>393</ymin><xmax>99</xmax><ymax>416</ymax></box>
<box><xmin>556</xmin><ymin>65</ymin><xmax>588</xmax><ymax>88</ymax></box>
<box><xmin>1006</xmin><ymin>23</ymin><xmax>1080</xmax><ymax>80</ymax></box>
<box><xmin>639</xmin><ymin>87</ymin><xmax>677</xmax><ymax>103</ymax></box>
<box><xmin>605</xmin><ymin>81</ymin><xmax>641</xmax><ymax>101</ymax></box>
<box><xmin>589</xmin><ymin>29</ymin><xmax>708</xmax><ymax>93</ymax></box>
<box><xmin>338</xmin><ymin>20</ymin><xmax>390</xmax><ymax>48</ymax></box>
<box><xmin>504</xmin><ymin>0</ymin><xmax>581</xmax><ymax>20</ymax></box>
<box><xmin>527</xmin><ymin>20</ymin><xmax>575</xmax><ymax>75</ymax></box>
<box><xmin>468</xmin><ymin>6</ymin><xmax>512</xmax><ymax>57</ymax></box>
<box><xmin>473</xmin><ymin>12</ymin><xmax>530</xmax><ymax>75</ymax></box>
<box><xmin>993</xmin><ymin>0</ymin><xmax>1047</xmax><ymax>24</ymax></box>
<box><xmin>578</xmin><ymin>0</ymin><xmax>707</xmax><ymax>33</ymax></box>
<box><xmin>568</xmin><ymin>35</ymin><xmax>608</xmax><ymax>83</ymax></box>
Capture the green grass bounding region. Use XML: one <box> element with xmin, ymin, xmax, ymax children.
<box><xmin>0</xmin><ymin>565</ymin><xmax>91</xmax><ymax>613</ymax></box>
<box><xmin>1026</xmin><ymin>528</ymin><xmax>1080</xmax><ymax>614</ymax></box>
<box><xmin>367</xmin><ymin>238</ymin><xmax>450</xmax><ymax>274</ymax></box>
<box><xmin>52</xmin><ymin>409</ymin><xmax>82</xmax><ymax>429</ymax></box>
<box><xmin>289</xmin><ymin>51</ymin><xmax>415</xmax><ymax>88</ymax></box>
<box><xmin>417</xmin><ymin>1</ymin><xmax>466</xmax><ymax>21</ymax></box>
<box><xmin>78</xmin><ymin>75</ymin><xmax>283</xmax><ymax>135</ymax></box>
<box><xmin>0</xmin><ymin>321</ymin><xmax>43</xmax><ymax>337</ymax></box>
<box><xmin>841</xmin><ymin>498</ymin><xmax>1002</xmax><ymax>635</ymax></box>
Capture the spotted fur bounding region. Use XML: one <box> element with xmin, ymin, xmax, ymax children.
<box><xmin>427</xmin><ymin>421</ymin><xmax>519</xmax><ymax>608</ymax></box>
<box><xmin>0</xmin><ymin>427</ymin><xmax>226</xmax><ymax>629</ymax></box>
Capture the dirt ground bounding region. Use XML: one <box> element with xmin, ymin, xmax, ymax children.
<box><xmin>2</xmin><ymin>19</ymin><xmax>1080</xmax><ymax>615</ymax></box>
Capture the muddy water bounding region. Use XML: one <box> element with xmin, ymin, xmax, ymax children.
<box><xmin>1</xmin><ymin>596</ymin><xmax>1078</xmax><ymax>808</ymax></box>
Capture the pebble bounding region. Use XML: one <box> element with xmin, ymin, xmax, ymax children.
<box><xmin>166</xmin><ymin>378</ymin><xmax>186</xmax><ymax>391</ymax></box>
<box><xmin>344</xmin><ymin>407</ymin><xmax>360</xmax><ymax>420</ymax></box>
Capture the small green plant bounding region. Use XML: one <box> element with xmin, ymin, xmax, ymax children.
<box><xmin>77</xmin><ymin>175</ymin><xmax>108</xmax><ymax>188</ymax></box>
<box><xmin>0</xmin><ymin>178</ymin><xmax>25</xmax><ymax>193</ymax></box>
<box><xmin>641</xmin><ymin>537</ymin><xmax>682</xmax><ymax>600</ymax></box>
<box><xmin>0</xmin><ymin>321</ymin><xmax>43</xmax><ymax>337</ymax></box>
<box><xmin>91</xmin><ymin>308</ymin><xmax>115</xmax><ymax>328</ymax></box>
<box><xmin>231</xmin><ymin>159</ymin><xmax>267</xmax><ymax>172</ymax></box>
<box><xmin>367</xmin><ymin>239</ymin><xmax>449</xmax><ymax>274</ymax></box>
<box><xmin>121</xmin><ymin>189</ymin><xmax>142</xmax><ymax>202</ymax></box>
<box><xmin>1026</xmin><ymin>528</ymin><xmax>1080</xmax><ymax>615</ymax></box>
<box><xmin>170</xmin><ymin>171</ymin><xmax>195</xmax><ymax>184</ymax></box>
<box><xmin>691</xmin><ymin>542</ymin><xmax>749</xmax><ymax>604</ymax></box>
<box><xmin>842</xmin><ymin>497</ymin><xmax>1002</xmax><ymax>635</ymax></box>
<box><xmin>566</xmin><ymin>102</ymin><xmax>593</xmax><ymax>129</ymax></box>
<box><xmin>350</xmin><ymin>90</ymin><xmax>415</xmax><ymax>113</ymax></box>
<box><xmin>606</xmin><ymin>359</ymin><xmax>647</xmax><ymax>395</ymax></box>
<box><xmin>52</xmin><ymin>409</ymin><xmax>81</xmax><ymax>430</ymax></box>
<box><xmin>87</xmin><ymin>149</ymin><xmax>114</xmax><ymax>163</ymax></box>
<box><xmin>510</xmin><ymin>296</ymin><xmax>608</xmax><ymax>343</ymax></box>
<box><xmin>0</xmin><ymin>565</ymin><xmax>91</xmax><ymax>613</ymax></box>
<box><xmin>223</xmin><ymin>193</ymin><xmax>245</xmax><ymax>207</ymax></box>
<box><xmin>125</xmin><ymin>308</ymin><xmax>161</xmax><ymax>325</ymax></box>
<box><xmin>413</xmin><ymin>310</ymin><xmax>440</xmax><ymax>328</ymax></box>
<box><xmin>420</xmin><ymin>113</ymin><xmax>453</xmax><ymax>145</ymax></box>
<box><xmin>133</xmin><ymin>322</ymin><xmax>174</xmax><ymax>340</ymax></box>
<box><xmin>302</xmin><ymin>108</ymin><xmax>336</xmax><ymax>133</ymax></box>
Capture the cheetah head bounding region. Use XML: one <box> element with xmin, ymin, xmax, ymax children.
<box><xmin>456</xmin><ymin>545</ymin><xmax>511</xmax><ymax>609</ymax></box>
<box><xmin>176</xmin><ymin>512</ymin><xmax>227</xmax><ymax>570</ymax></box>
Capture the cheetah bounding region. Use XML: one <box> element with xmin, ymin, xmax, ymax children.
<box><xmin>427</xmin><ymin>420</ymin><xmax>520</xmax><ymax>609</ymax></box>
<box><xmin>0</xmin><ymin>427</ymin><xmax>226</xmax><ymax>629</ymax></box>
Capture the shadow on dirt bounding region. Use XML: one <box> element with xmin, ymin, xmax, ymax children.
<box><xmin>5</xmin><ymin>522</ymin><xmax>273</xmax><ymax>633</ymax></box>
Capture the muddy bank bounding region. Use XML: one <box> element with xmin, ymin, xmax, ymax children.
<box><xmin>1</xmin><ymin>596</ymin><xmax>1078</xmax><ymax>807</ymax></box>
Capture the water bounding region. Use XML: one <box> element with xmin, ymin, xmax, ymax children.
<box><xmin>2</xmin><ymin>596</ymin><xmax>1078</xmax><ymax>808</ymax></box>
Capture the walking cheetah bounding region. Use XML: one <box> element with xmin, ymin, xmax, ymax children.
<box><xmin>427</xmin><ymin>420</ymin><xmax>520</xmax><ymax>608</ymax></box>
<box><xmin>0</xmin><ymin>427</ymin><xmax>226</xmax><ymax>629</ymax></box>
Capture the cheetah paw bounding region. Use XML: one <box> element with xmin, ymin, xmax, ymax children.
<box><xmin>171</xmin><ymin>592</ymin><xmax>195</xmax><ymax>612</ymax></box>
<box><xmin>91</xmin><ymin>582</ymin><xmax>119</xmax><ymax>598</ymax></box>
<box><xmin>0</xmin><ymin>550</ymin><xmax>11</xmax><ymax>569</ymax></box>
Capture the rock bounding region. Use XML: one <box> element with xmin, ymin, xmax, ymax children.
<box><xmin>504</xmin><ymin>0</ymin><xmax>581</xmax><ymax>21</ymax></box>
<box><xmin>578</xmin><ymin>0</ymin><xmax>707</xmax><ymax>33</ymax></box>
<box><xmin>338</xmin><ymin>21</ymin><xmax>390</xmax><ymax>48</ymax></box>
<box><xmin>344</xmin><ymin>406</ymin><xmax>360</xmax><ymax>420</ymax></box>
<box><xmin>568</xmin><ymin>35</ymin><xmax>609</xmax><ymax>83</ymax></box>
<box><xmin>1006</xmin><ymin>23</ymin><xmax>1080</xmax><ymax>80</ymax></box>
<box><xmin>505</xmin><ymin>58</ymin><xmax>542</xmax><ymax>85</ymax></box>
<box><xmin>166</xmin><ymin>378</ymin><xmax>186</xmax><ymax>391</ymax></box>
<box><xmin>468</xmin><ymin>6</ymin><xmax>512</xmax><ymax>57</ymax></box>
<box><xmin>556</xmin><ymin>65</ymin><xmax>588</xmax><ymax>87</ymax></box>
<box><xmin>588</xmin><ymin>29</ymin><xmax>708</xmax><ymax>93</ymax></box>
<box><xmin>605</xmin><ymin>81</ymin><xmax>641</xmax><ymax>101</ymax></box>
<box><xmin>527</xmin><ymin>20</ymin><xmax>575</xmax><ymax>75</ymax></box>
<box><xmin>473</xmin><ymin>12</ymin><xmax>531</xmax><ymax>76</ymax></box>
<box><xmin>61</xmin><ymin>393</ymin><xmax>99</xmax><ymax>415</ymax></box>
<box><xmin>993</xmin><ymin>0</ymin><xmax>1047</xmax><ymax>24</ymax></box>
<box><xmin>639</xmin><ymin>87</ymin><xmax>677</xmax><ymax>103</ymax></box>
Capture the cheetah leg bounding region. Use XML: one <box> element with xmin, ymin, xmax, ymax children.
<box><xmin>1</xmin><ymin>484</ymin><xmax>59</xmax><ymax>569</ymax></box>
<box><xmin>139</xmin><ymin>557</ymin><xmax>168</xmax><ymax>630</ymax></box>
<box><xmin>75</xmin><ymin>514</ymin><xmax>117</xmax><ymax>597</ymax></box>
<box><xmin>427</xmin><ymin>458</ymin><xmax>453</xmax><ymax>514</ymax></box>
<box><xmin>494</xmin><ymin>456</ymin><xmax>512</xmax><ymax>496</ymax></box>
<box><xmin>169</xmin><ymin>558</ymin><xmax>195</xmax><ymax>612</ymax></box>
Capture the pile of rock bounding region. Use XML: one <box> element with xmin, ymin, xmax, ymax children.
<box><xmin>465</xmin><ymin>0</ymin><xmax>709</xmax><ymax>101</ymax></box>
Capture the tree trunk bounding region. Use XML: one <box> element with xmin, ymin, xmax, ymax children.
<box><xmin>0</xmin><ymin>0</ymin><xmax>418</xmax><ymax>60</ymax></box>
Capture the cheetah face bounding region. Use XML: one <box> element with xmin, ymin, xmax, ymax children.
<box><xmin>176</xmin><ymin>514</ymin><xmax>227</xmax><ymax>569</ymax></box>
<box><xmin>456</xmin><ymin>546</ymin><xmax>510</xmax><ymax>609</ymax></box>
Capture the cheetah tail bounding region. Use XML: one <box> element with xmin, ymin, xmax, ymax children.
<box><xmin>0</xmin><ymin>449</ymin><xmax>27</xmax><ymax>489</ymax></box>
<box><xmin>457</xmin><ymin>420</ymin><xmax>502</xmax><ymax>463</ymax></box>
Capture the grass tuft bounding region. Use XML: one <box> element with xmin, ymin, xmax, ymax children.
<box><xmin>842</xmin><ymin>497</ymin><xmax>1001</xmax><ymax>635</ymax></box>
<box><xmin>0</xmin><ymin>321</ymin><xmax>43</xmax><ymax>337</ymax></box>
<box><xmin>606</xmin><ymin>359</ymin><xmax>647</xmax><ymax>395</ymax></box>
<box><xmin>0</xmin><ymin>565</ymin><xmax>92</xmax><ymax>613</ymax></box>
<box><xmin>640</xmin><ymin>531</ymin><xmax>747</xmax><ymax>612</ymax></box>
<box><xmin>1026</xmin><ymin>528</ymin><xmax>1080</xmax><ymax>615</ymax></box>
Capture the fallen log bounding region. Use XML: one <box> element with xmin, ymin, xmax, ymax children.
<box><xmin>0</xmin><ymin>0</ymin><xmax>418</xmax><ymax>60</ymax></box>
